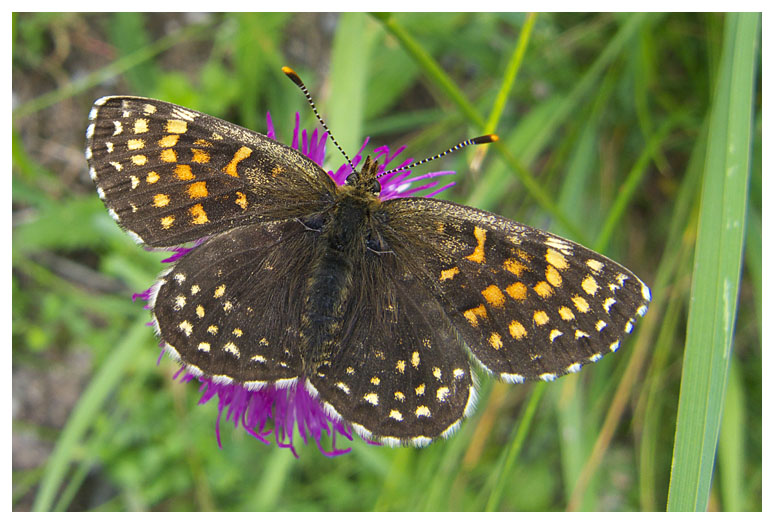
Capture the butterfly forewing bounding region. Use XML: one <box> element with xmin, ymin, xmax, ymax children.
<box><xmin>86</xmin><ymin>96</ymin><xmax>336</xmax><ymax>247</ymax></box>
<box><xmin>152</xmin><ymin>220</ymin><xmax>318</xmax><ymax>386</ymax></box>
<box><xmin>383</xmin><ymin>197</ymin><xmax>651</xmax><ymax>383</ymax></box>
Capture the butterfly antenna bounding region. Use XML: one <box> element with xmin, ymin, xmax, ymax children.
<box><xmin>282</xmin><ymin>66</ymin><xmax>358</xmax><ymax>175</ymax></box>
<box><xmin>380</xmin><ymin>134</ymin><xmax>499</xmax><ymax>177</ymax></box>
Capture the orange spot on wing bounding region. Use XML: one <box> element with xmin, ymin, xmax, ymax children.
<box><xmin>546</xmin><ymin>248</ymin><xmax>569</xmax><ymax>270</ymax></box>
<box><xmin>191</xmin><ymin>148</ymin><xmax>211</xmax><ymax>163</ymax></box>
<box><xmin>158</xmin><ymin>135</ymin><xmax>179</xmax><ymax>148</ymax></box>
<box><xmin>533</xmin><ymin>310</ymin><xmax>550</xmax><ymax>325</ymax></box>
<box><xmin>235</xmin><ymin>191</ymin><xmax>248</xmax><ymax>210</ymax></box>
<box><xmin>509</xmin><ymin>320</ymin><xmax>526</xmax><ymax>340</ymax></box>
<box><xmin>161</xmin><ymin>149</ymin><xmax>177</xmax><ymax>163</ymax></box>
<box><xmin>481</xmin><ymin>284</ymin><xmax>506</xmax><ymax>307</ymax></box>
<box><xmin>572</xmin><ymin>295</ymin><xmax>590</xmax><ymax>313</ymax></box>
<box><xmin>223</xmin><ymin>146</ymin><xmax>252</xmax><ymax>177</ymax></box>
<box><xmin>546</xmin><ymin>266</ymin><xmax>562</xmax><ymax>287</ymax></box>
<box><xmin>175</xmin><ymin>164</ymin><xmax>195</xmax><ymax>180</ymax></box>
<box><xmin>505</xmin><ymin>282</ymin><xmax>527</xmax><ymax>301</ymax></box>
<box><xmin>187</xmin><ymin>181</ymin><xmax>208</xmax><ymax>199</ymax></box>
<box><xmin>533</xmin><ymin>281</ymin><xmax>554</xmax><ymax>298</ymax></box>
<box><xmin>189</xmin><ymin>204</ymin><xmax>208</xmax><ymax>224</ymax></box>
<box><xmin>503</xmin><ymin>258</ymin><xmax>528</xmax><ymax>276</ymax></box>
<box><xmin>465</xmin><ymin>226</ymin><xmax>486</xmax><ymax>264</ymax></box>
<box><xmin>463</xmin><ymin>304</ymin><xmax>488</xmax><ymax>327</ymax></box>
<box><xmin>440</xmin><ymin>267</ymin><xmax>459</xmax><ymax>281</ymax></box>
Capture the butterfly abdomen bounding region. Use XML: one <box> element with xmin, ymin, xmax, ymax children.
<box><xmin>300</xmin><ymin>196</ymin><xmax>370</xmax><ymax>371</ymax></box>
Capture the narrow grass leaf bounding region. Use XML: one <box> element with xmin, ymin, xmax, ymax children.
<box><xmin>667</xmin><ymin>12</ymin><xmax>759</xmax><ymax>511</ymax></box>
<box><xmin>328</xmin><ymin>13</ymin><xmax>370</xmax><ymax>156</ymax></box>
<box><xmin>32</xmin><ymin>319</ymin><xmax>150</xmax><ymax>511</ymax></box>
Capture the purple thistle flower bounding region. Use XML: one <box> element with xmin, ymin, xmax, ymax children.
<box><xmin>136</xmin><ymin>112</ymin><xmax>456</xmax><ymax>457</ymax></box>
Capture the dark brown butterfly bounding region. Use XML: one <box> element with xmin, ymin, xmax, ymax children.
<box><xmin>86</xmin><ymin>90</ymin><xmax>649</xmax><ymax>446</ymax></box>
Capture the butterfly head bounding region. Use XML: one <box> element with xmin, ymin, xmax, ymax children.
<box><xmin>344</xmin><ymin>156</ymin><xmax>382</xmax><ymax>197</ymax></box>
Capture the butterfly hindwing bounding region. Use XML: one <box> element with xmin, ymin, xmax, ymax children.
<box><xmin>382</xmin><ymin>197</ymin><xmax>651</xmax><ymax>383</ymax></box>
<box><xmin>309</xmin><ymin>246</ymin><xmax>475</xmax><ymax>444</ymax></box>
<box><xmin>86</xmin><ymin>96</ymin><xmax>337</xmax><ymax>247</ymax></box>
<box><xmin>152</xmin><ymin>219</ymin><xmax>321</xmax><ymax>386</ymax></box>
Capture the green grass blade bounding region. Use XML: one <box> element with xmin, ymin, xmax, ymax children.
<box><xmin>32</xmin><ymin>319</ymin><xmax>149</xmax><ymax>511</ymax></box>
<box><xmin>484</xmin><ymin>382</ymin><xmax>546</xmax><ymax>511</ymax></box>
<box><xmin>328</xmin><ymin>12</ymin><xmax>371</xmax><ymax>156</ymax></box>
<box><xmin>484</xmin><ymin>13</ymin><xmax>536</xmax><ymax>134</ymax></box>
<box><xmin>594</xmin><ymin>113</ymin><xmax>688</xmax><ymax>251</ymax></box>
<box><xmin>718</xmin><ymin>357</ymin><xmax>745</xmax><ymax>511</ymax></box>
<box><xmin>666</xmin><ymin>12</ymin><xmax>759</xmax><ymax>511</ymax></box>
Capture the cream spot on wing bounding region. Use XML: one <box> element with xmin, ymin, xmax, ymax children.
<box><xmin>586</xmin><ymin>259</ymin><xmax>604</xmax><ymax>273</ymax></box>
<box><xmin>436</xmin><ymin>387</ymin><xmax>450</xmax><ymax>402</ymax></box>
<box><xmin>603</xmin><ymin>297</ymin><xmax>616</xmax><ymax>313</ymax></box>
<box><xmin>178</xmin><ymin>320</ymin><xmax>193</xmax><ymax>336</ymax></box>
<box><xmin>223</xmin><ymin>342</ymin><xmax>240</xmax><ymax>357</ymax></box>
<box><xmin>582</xmin><ymin>275</ymin><xmax>599</xmax><ymax>296</ymax></box>
<box><xmin>415</xmin><ymin>406</ymin><xmax>431</xmax><ymax>418</ymax></box>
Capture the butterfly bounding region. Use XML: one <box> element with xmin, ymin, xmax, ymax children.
<box><xmin>86</xmin><ymin>82</ymin><xmax>650</xmax><ymax>446</ymax></box>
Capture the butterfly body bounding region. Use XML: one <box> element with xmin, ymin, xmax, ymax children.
<box><xmin>87</xmin><ymin>95</ymin><xmax>650</xmax><ymax>445</ymax></box>
<box><xmin>300</xmin><ymin>160</ymin><xmax>384</xmax><ymax>372</ymax></box>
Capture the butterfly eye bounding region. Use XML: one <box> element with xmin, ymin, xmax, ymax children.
<box><xmin>369</xmin><ymin>179</ymin><xmax>381</xmax><ymax>195</ymax></box>
<box><xmin>345</xmin><ymin>172</ymin><xmax>358</xmax><ymax>186</ymax></box>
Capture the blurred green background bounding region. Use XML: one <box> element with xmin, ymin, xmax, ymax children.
<box><xmin>12</xmin><ymin>13</ymin><xmax>761</xmax><ymax>511</ymax></box>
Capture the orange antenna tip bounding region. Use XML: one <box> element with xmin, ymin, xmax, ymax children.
<box><xmin>282</xmin><ymin>66</ymin><xmax>303</xmax><ymax>86</ymax></box>
<box><xmin>471</xmin><ymin>134</ymin><xmax>498</xmax><ymax>145</ymax></box>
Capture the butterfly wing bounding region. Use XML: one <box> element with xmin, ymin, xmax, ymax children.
<box><xmin>151</xmin><ymin>219</ymin><xmax>321</xmax><ymax>387</ymax></box>
<box><xmin>86</xmin><ymin>96</ymin><xmax>337</xmax><ymax>247</ymax></box>
<box><xmin>381</xmin><ymin>197</ymin><xmax>651</xmax><ymax>383</ymax></box>
<box><xmin>309</xmin><ymin>248</ymin><xmax>476</xmax><ymax>445</ymax></box>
